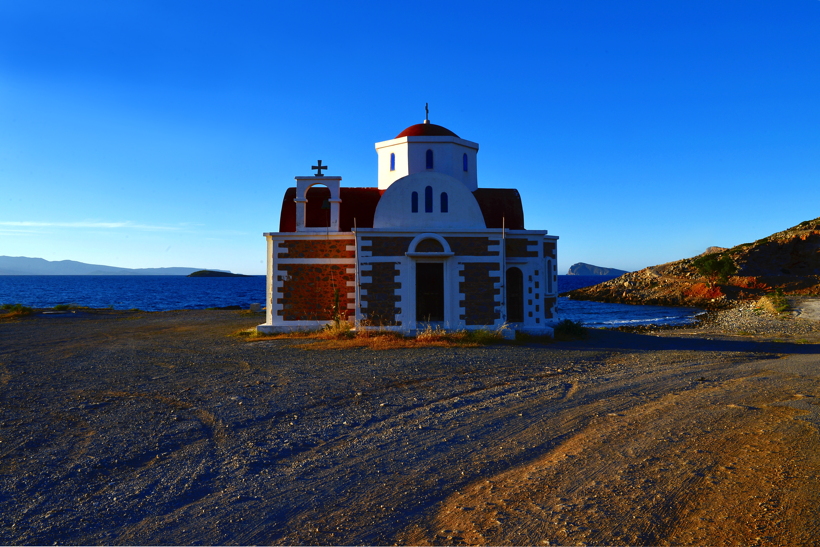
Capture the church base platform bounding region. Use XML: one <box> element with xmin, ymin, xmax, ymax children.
<box><xmin>256</xmin><ymin>322</ymin><xmax>338</xmax><ymax>334</ymax></box>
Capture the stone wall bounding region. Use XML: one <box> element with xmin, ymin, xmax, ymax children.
<box><xmin>506</xmin><ymin>238</ymin><xmax>538</xmax><ymax>258</ymax></box>
<box><xmin>459</xmin><ymin>262</ymin><xmax>501</xmax><ymax>325</ymax></box>
<box><xmin>277</xmin><ymin>264</ymin><xmax>354</xmax><ymax>321</ymax></box>
<box><xmin>360</xmin><ymin>237</ymin><xmax>413</xmax><ymax>257</ymax></box>
<box><xmin>278</xmin><ymin>239</ymin><xmax>355</xmax><ymax>259</ymax></box>
<box><xmin>361</xmin><ymin>262</ymin><xmax>401</xmax><ymax>326</ymax></box>
<box><xmin>446</xmin><ymin>237</ymin><xmax>498</xmax><ymax>256</ymax></box>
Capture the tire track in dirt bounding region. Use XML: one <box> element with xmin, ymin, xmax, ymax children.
<box><xmin>228</xmin><ymin>374</ymin><xmax>576</xmax><ymax>544</ymax></box>
<box><xmin>237</xmin><ymin>352</ymin><xmax>761</xmax><ymax>544</ymax></box>
<box><xmin>7</xmin><ymin>389</ymin><xmax>227</xmax><ymax>544</ymax></box>
<box><xmin>399</xmin><ymin>367</ymin><xmax>820</xmax><ymax>546</ymax></box>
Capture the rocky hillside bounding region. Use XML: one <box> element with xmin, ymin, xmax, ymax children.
<box><xmin>564</xmin><ymin>217</ymin><xmax>820</xmax><ymax>309</ymax></box>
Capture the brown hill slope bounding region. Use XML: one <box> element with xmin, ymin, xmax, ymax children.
<box><xmin>565</xmin><ymin>217</ymin><xmax>820</xmax><ymax>309</ymax></box>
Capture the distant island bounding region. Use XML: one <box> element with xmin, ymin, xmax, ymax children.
<box><xmin>0</xmin><ymin>256</ymin><xmax>235</xmax><ymax>276</ymax></box>
<box><xmin>567</xmin><ymin>262</ymin><xmax>629</xmax><ymax>276</ymax></box>
<box><xmin>187</xmin><ymin>270</ymin><xmax>252</xmax><ymax>278</ymax></box>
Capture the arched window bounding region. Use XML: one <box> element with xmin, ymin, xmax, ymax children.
<box><xmin>415</xmin><ymin>238</ymin><xmax>444</xmax><ymax>252</ymax></box>
<box><xmin>426</xmin><ymin>149</ymin><xmax>434</xmax><ymax>169</ymax></box>
<box><xmin>424</xmin><ymin>186</ymin><xmax>433</xmax><ymax>213</ymax></box>
<box><xmin>411</xmin><ymin>191</ymin><xmax>418</xmax><ymax>213</ymax></box>
<box><xmin>440</xmin><ymin>192</ymin><xmax>448</xmax><ymax>213</ymax></box>
<box><xmin>463</xmin><ymin>153</ymin><xmax>468</xmax><ymax>172</ymax></box>
<box><xmin>390</xmin><ymin>153</ymin><xmax>395</xmax><ymax>171</ymax></box>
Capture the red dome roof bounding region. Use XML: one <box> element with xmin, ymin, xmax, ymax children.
<box><xmin>395</xmin><ymin>123</ymin><xmax>459</xmax><ymax>138</ymax></box>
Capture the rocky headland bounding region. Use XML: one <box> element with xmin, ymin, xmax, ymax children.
<box><xmin>566</xmin><ymin>262</ymin><xmax>629</xmax><ymax>276</ymax></box>
<box><xmin>565</xmin><ymin>217</ymin><xmax>820</xmax><ymax>309</ymax></box>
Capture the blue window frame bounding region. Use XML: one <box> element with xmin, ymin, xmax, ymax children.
<box><xmin>440</xmin><ymin>192</ymin><xmax>448</xmax><ymax>213</ymax></box>
<box><xmin>411</xmin><ymin>191</ymin><xmax>418</xmax><ymax>213</ymax></box>
<box><xmin>463</xmin><ymin>153</ymin><xmax>468</xmax><ymax>172</ymax></box>
<box><xmin>426</xmin><ymin>149</ymin><xmax>434</xmax><ymax>169</ymax></box>
<box><xmin>425</xmin><ymin>186</ymin><xmax>433</xmax><ymax>212</ymax></box>
<box><xmin>390</xmin><ymin>153</ymin><xmax>395</xmax><ymax>171</ymax></box>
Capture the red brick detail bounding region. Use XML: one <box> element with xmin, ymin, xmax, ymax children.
<box><xmin>506</xmin><ymin>238</ymin><xmax>538</xmax><ymax>257</ymax></box>
<box><xmin>415</xmin><ymin>238</ymin><xmax>445</xmax><ymax>252</ymax></box>
<box><xmin>544</xmin><ymin>241</ymin><xmax>557</xmax><ymax>258</ymax></box>
<box><xmin>446</xmin><ymin>237</ymin><xmax>498</xmax><ymax>256</ymax></box>
<box><xmin>276</xmin><ymin>264</ymin><xmax>354</xmax><ymax>321</ymax></box>
<box><xmin>360</xmin><ymin>237</ymin><xmax>413</xmax><ymax>257</ymax></box>
<box><xmin>544</xmin><ymin>296</ymin><xmax>557</xmax><ymax>319</ymax></box>
<box><xmin>278</xmin><ymin>239</ymin><xmax>355</xmax><ymax>259</ymax></box>
<box><xmin>459</xmin><ymin>263</ymin><xmax>501</xmax><ymax>325</ymax></box>
<box><xmin>360</xmin><ymin>262</ymin><xmax>401</xmax><ymax>326</ymax></box>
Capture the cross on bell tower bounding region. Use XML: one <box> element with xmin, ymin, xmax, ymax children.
<box><xmin>311</xmin><ymin>160</ymin><xmax>328</xmax><ymax>176</ymax></box>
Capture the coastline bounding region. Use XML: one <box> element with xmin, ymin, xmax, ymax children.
<box><xmin>2</xmin><ymin>307</ymin><xmax>819</xmax><ymax>545</ymax></box>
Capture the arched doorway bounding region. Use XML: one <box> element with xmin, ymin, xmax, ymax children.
<box><xmin>506</xmin><ymin>267</ymin><xmax>524</xmax><ymax>323</ymax></box>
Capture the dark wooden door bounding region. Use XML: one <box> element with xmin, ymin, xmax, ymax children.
<box><xmin>416</xmin><ymin>263</ymin><xmax>444</xmax><ymax>322</ymax></box>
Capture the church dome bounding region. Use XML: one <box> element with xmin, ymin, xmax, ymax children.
<box><xmin>395</xmin><ymin>123</ymin><xmax>459</xmax><ymax>138</ymax></box>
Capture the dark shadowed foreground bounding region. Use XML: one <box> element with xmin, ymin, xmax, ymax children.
<box><xmin>2</xmin><ymin>310</ymin><xmax>820</xmax><ymax>545</ymax></box>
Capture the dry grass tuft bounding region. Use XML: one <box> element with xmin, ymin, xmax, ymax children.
<box><xmin>233</xmin><ymin>327</ymin><xmax>314</xmax><ymax>342</ymax></box>
<box><xmin>237</xmin><ymin>322</ymin><xmax>509</xmax><ymax>350</ymax></box>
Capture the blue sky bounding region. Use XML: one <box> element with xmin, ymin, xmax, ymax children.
<box><xmin>1</xmin><ymin>1</ymin><xmax>818</xmax><ymax>275</ymax></box>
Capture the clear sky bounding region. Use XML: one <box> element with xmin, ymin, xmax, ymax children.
<box><xmin>1</xmin><ymin>1</ymin><xmax>818</xmax><ymax>275</ymax></box>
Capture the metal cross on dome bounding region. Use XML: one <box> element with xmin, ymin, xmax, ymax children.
<box><xmin>311</xmin><ymin>160</ymin><xmax>327</xmax><ymax>176</ymax></box>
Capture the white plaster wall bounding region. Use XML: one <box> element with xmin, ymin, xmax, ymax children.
<box><xmin>372</xmin><ymin>172</ymin><xmax>486</xmax><ymax>230</ymax></box>
<box><xmin>375</xmin><ymin>136</ymin><xmax>478</xmax><ymax>190</ymax></box>
<box><xmin>376</xmin><ymin>141</ymin><xmax>410</xmax><ymax>189</ymax></box>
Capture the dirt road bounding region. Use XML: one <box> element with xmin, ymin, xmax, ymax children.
<box><xmin>2</xmin><ymin>310</ymin><xmax>820</xmax><ymax>545</ymax></box>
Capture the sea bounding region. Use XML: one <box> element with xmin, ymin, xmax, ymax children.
<box><xmin>0</xmin><ymin>274</ymin><xmax>702</xmax><ymax>328</ymax></box>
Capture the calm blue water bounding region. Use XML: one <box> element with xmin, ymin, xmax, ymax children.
<box><xmin>0</xmin><ymin>274</ymin><xmax>702</xmax><ymax>328</ymax></box>
<box><xmin>0</xmin><ymin>275</ymin><xmax>266</xmax><ymax>312</ymax></box>
<box><xmin>558</xmin><ymin>275</ymin><xmax>702</xmax><ymax>328</ymax></box>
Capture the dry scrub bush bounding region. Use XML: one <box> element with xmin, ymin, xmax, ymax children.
<box><xmin>1</xmin><ymin>303</ymin><xmax>34</xmax><ymax>319</ymax></box>
<box><xmin>552</xmin><ymin>319</ymin><xmax>587</xmax><ymax>341</ymax></box>
<box><xmin>756</xmin><ymin>290</ymin><xmax>791</xmax><ymax>314</ymax></box>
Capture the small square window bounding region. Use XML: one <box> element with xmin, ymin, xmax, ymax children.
<box><xmin>535</xmin><ymin>293</ymin><xmax>539</xmax><ymax>299</ymax></box>
<box><xmin>528</xmin><ymin>287</ymin><xmax>532</xmax><ymax>294</ymax></box>
<box><xmin>528</xmin><ymin>299</ymin><xmax>532</xmax><ymax>306</ymax></box>
<box><xmin>528</xmin><ymin>311</ymin><xmax>533</xmax><ymax>317</ymax></box>
<box><xmin>535</xmin><ymin>270</ymin><xmax>539</xmax><ymax>275</ymax></box>
<box><xmin>536</xmin><ymin>305</ymin><xmax>540</xmax><ymax>312</ymax></box>
<box><xmin>535</xmin><ymin>281</ymin><xmax>539</xmax><ymax>288</ymax></box>
<box><xmin>528</xmin><ymin>275</ymin><xmax>532</xmax><ymax>282</ymax></box>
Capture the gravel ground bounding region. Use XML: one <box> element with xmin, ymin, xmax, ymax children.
<box><xmin>2</xmin><ymin>307</ymin><xmax>820</xmax><ymax>545</ymax></box>
<box><xmin>699</xmin><ymin>300</ymin><xmax>820</xmax><ymax>337</ymax></box>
